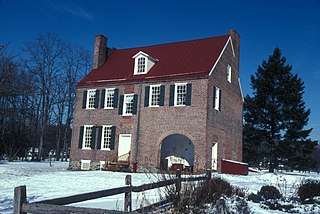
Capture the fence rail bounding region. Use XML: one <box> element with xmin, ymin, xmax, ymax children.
<box><xmin>13</xmin><ymin>169</ymin><xmax>211</xmax><ymax>214</ymax></box>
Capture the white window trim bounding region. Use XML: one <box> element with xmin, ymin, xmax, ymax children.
<box><xmin>149</xmin><ymin>84</ymin><xmax>161</xmax><ymax>107</ymax></box>
<box><xmin>81</xmin><ymin>160</ymin><xmax>91</xmax><ymax>170</ymax></box>
<box><xmin>82</xmin><ymin>125</ymin><xmax>93</xmax><ymax>150</ymax></box>
<box><xmin>86</xmin><ymin>89</ymin><xmax>97</xmax><ymax>109</ymax></box>
<box><xmin>104</xmin><ymin>88</ymin><xmax>115</xmax><ymax>109</ymax></box>
<box><xmin>101</xmin><ymin>125</ymin><xmax>112</xmax><ymax>151</ymax></box>
<box><xmin>123</xmin><ymin>94</ymin><xmax>134</xmax><ymax>116</ymax></box>
<box><xmin>134</xmin><ymin>56</ymin><xmax>148</xmax><ymax>75</ymax></box>
<box><xmin>174</xmin><ymin>83</ymin><xmax>187</xmax><ymax>107</ymax></box>
<box><xmin>227</xmin><ymin>65</ymin><xmax>232</xmax><ymax>83</ymax></box>
<box><xmin>214</xmin><ymin>87</ymin><xmax>221</xmax><ymax>111</ymax></box>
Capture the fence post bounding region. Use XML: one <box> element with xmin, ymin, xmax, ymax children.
<box><xmin>206</xmin><ymin>169</ymin><xmax>212</xmax><ymax>182</ymax></box>
<box><xmin>124</xmin><ymin>175</ymin><xmax>132</xmax><ymax>212</ymax></box>
<box><xmin>13</xmin><ymin>186</ymin><xmax>27</xmax><ymax>214</ymax></box>
<box><xmin>175</xmin><ymin>169</ymin><xmax>181</xmax><ymax>205</ymax></box>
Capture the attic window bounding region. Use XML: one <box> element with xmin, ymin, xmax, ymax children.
<box><xmin>133</xmin><ymin>51</ymin><xmax>158</xmax><ymax>75</ymax></box>
<box><xmin>137</xmin><ymin>57</ymin><xmax>146</xmax><ymax>73</ymax></box>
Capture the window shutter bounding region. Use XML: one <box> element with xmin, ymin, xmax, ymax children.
<box><xmin>219</xmin><ymin>89</ymin><xmax>222</xmax><ymax>111</ymax></box>
<box><xmin>159</xmin><ymin>85</ymin><xmax>165</xmax><ymax>106</ymax></box>
<box><xmin>82</xmin><ymin>91</ymin><xmax>87</xmax><ymax>109</ymax></box>
<box><xmin>132</xmin><ymin>94</ymin><xmax>138</xmax><ymax>114</ymax></box>
<box><xmin>97</xmin><ymin>126</ymin><xmax>102</xmax><ymax>150</ymax></box>
<box><xmin>91</xmin><ymin>126</ymin><xmax>97</xmax><ymax>149</ymax></box>
<box><xmin>213</xmin><ymin>86</ymin><xmax>216</xmax><ymax>109</ymax></box>
<box><xmin>144</xmin><ymin>86</ymin><xmax>150</xmax><ymax>107</ymax></box>
<box><xmin>169</xmin><ymin>85</ymin><xmax>175</xmax><ymax>106</ymax></box>
<box><xmin>186</xmin><ymin>84</ymin><xmax>192</xmax><ymax>106</ymax></box>
<box><xmin>110</xmin><ymin>126</ymin><xmax>116</xmax><ymax>150</ymax></box>
<box><xmin>94</xmin><ymin>90</ymin><xmax>100</xmax><ymax>109</ymax></box>
<box><xmin>113</xmin><ymin>88</ymin><xmax>119</xmax><ymax>108</ymax></box>
<box><xmin>100</xmin><ymin>89</ymin><xmax>105</xmax><ymax>109</ymax></box>
<box><xmin>118</xmin><ymin>95</ymin><xmax>124</xmax><ymax>115</ymax></box>
<box><xmin>78</xmin><ymin>126</ymin><xmax>84</xmax><ymax>149</ymax></box>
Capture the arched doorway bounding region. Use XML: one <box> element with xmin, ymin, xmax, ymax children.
<box><xmin>160</xmin><ymin>134</ymin><xmax>194</xmax><ymax>172</ymax></box>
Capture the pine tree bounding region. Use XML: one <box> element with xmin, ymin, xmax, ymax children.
<box><xmin>243</xmin><ymin>48</ymin><xmax>317</xmax><ymax>172</ymax></box>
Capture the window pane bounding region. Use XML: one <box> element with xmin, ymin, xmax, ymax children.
<box><xmin>176</xmin><ymin>84</ymin><xmax>187</xmax><ymax>105</ymax></box>
<box><xmin>87</xmin><ymin>91</ymin><xmax>96</xmax><ymax>108</ymax></box>
<box><xmin>84</xmin><ymin>126</ymin><xmax>92</xmax><ymax>148</ymax></box>
<box><xmin>137</xmin><ymin>57</ymin><xmax>146</xmax><ymax>73</ymax></box>
<box><xmin>124</xmin><ymin>95</ymin><xmax>134</xmax><ymax>114</ymax></box>
<box><xmin>150</xmin><ymin>86</ymin><xmax>160</xmax><ymax>106</ymax></box>
<box><xmin>106</xmin><ymin>89</ymin><xmax>115</xmax><ymax>108</ymax></box>
<box><xmin>102</xmin><ymin>126</ymin><xmax>112</xmax><ymax>149</ymax></box>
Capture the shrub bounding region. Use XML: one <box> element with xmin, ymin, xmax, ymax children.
<box><xmin>297</xmin><ymin>179</ymin><xmax>320</xmax><ymax>204</ymax></box>
<box><xmin>258</xmin><ymin>185</ymin><xmax>282</xmax><ymax>200</ymax></box>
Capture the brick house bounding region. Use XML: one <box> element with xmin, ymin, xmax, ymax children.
<box><xmin>69</xmin><ymin>30</ymin><xmax>243</xmax><ymax>173</ymax></box>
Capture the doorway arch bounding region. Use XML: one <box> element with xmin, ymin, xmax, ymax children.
<box><xmin>160</xmin><ymin>134</ymin><xmax>194</xmax><ymax>171</ymax></box>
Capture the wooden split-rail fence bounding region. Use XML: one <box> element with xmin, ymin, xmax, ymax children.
<box><xmin>13</xmin><ymin>169</ymin><xmax>212</xmax><ymax>214</ymax></box>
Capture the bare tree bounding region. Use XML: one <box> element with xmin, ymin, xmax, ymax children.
<box><xmin>23</xmin><ymin>32</ymin><xmax>66</xmax><ymax>160</ymax></box>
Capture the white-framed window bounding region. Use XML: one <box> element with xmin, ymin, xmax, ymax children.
<box><xmin>101</xmin><ymin>125</ymin><xmax>112</xmax><ymax>150</ymax></box>
<box><xmin>137</xmin><ymin>57</ymin><xmax>146</xmax><ymax>74</ymax></box>
<box><xmin>105</xmin><ymin>88</ymin><xmax>115</xmax><ymax>109</ymax></box>
<box><xmin>133</xmin><ymin>51</ymin><xmax>158</xmax><ymax>75</ymax></box>
<box><xmin>175</xmin><ymin>83</ymin><xmax>187</xmax><ymax>106</ymax></box>
<box><xmin>86</xmin><ymin>89</ymin><xmax>96</xmax><ymax>109</ymax></box>
<box><xmin>82</xmin><ymin>125</ymin><xmax>93</xmax><ymax>149</ymax></box>
<box><xmin>150</xmin><ymin>85</ymin><xmax>161</xmax><ymax>107</ymax></box>
<box><xmin>227</xmin><ymin>65</ymin><xmax>232</xmax><ymax>83</ymax></box>
<box><xmin>123</xmin><ymin>94</ymin><xmax>134</xmax><ymax>115</ymax></box>
<box><xmin>214</xmin><ymin>87</ymin><xmax>221</xmax><ymax>111</ymax></box>
<box><xmin>81</xmin><ymin>160</ymin><xmax>91</xmax><ymax>170</ymax></box>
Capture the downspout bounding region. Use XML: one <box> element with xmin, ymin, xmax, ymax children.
<box><xmin>133</xmin><ymin>81</ymin><xmax>142</xmax><ymax>172</ymax></box>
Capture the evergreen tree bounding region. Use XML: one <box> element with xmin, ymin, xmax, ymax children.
<box><xmin>243</xmin><ymin>48</ymin><xmax>317</xmax><ymax>172</ymax></box>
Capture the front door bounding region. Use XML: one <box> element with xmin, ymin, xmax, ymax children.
<box><xmin>118</xmin><ymin>134</ymin><xmax>131</xmax><ymax>161</ymax></box>
<box><xmin>212</xmin><ymin>142</ymin><xmax>218</xmax><ymax>170</ymax></box>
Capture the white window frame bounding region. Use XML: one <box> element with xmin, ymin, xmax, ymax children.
<box><xmin>81</xmin><ymin>160</ymin><xmax>91</xmax><ymax>170</ymax></box>
<box><xmin>214</xmin><ymin>87</ymin><xmax>221</xmax><ymax>111</ymax></box>
<box><xmin>227</xmin><ymin>65</ymin><xmax>232</xmax><ymax>83</ymax></box>
<box><xmin>104</xmin><ymin>88</ymin><xmax>115</xmax><ymax>109</ymax></box>
<box><xmin>149</xmin><ymin>84</ymin><xmax>161</xmax><ymax>107</ymax></box>
<box><xmin>174</xmin><ymin>83</ymin><xmax>187</xmax><ymax>106</ymax></box>
<box><xmin>101</xmin><ymin>125</ymin><xmax>112</xmax><ymax>151</ymax></box>
<box><xmin>133</xmin><ymin>51</ymin><xmax>158</xmax><ymax>75</ymax></box>
<box><xmin>123</xmin><ymin>94</ymin><xmax>134</xmax><ymax>116</ymax></box>
<box><xmin>86</xmin><ymin>89</ymin><xmax>96</xmax><ymax>109</ymax></box>
<box><xmin>82</xmin><ymin>125</ymin><xmax>93</xmax><ymax>150</ymax></box>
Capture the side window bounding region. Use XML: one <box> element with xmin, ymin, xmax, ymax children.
<box><xmin>213</xmin><ymin>86</ymin><xmax>221</xmax><ymax>111</ymax></box>
<box><xmin>227</xmin><ymin>65</ymin><xmax>232</xmax><ymax>83</ymax></box>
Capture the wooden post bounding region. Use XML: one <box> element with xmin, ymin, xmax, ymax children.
<box><xmin>175</xmin><ymin>169</ymin><xmax>181</xmax><ymax>205</ymax></box>
<box><xmin>206</xmin><ymin>169</ymin><xmax>212</xmax><ymax>182</ymax></box>
<box><xmin>124</xmin><ymin>175</ymin><xmax>132</xmax><ymax>212</ymax></box>
<box><xmin>13</xmin><ymin>186</ymin><xmax>27</xmax><ymax>214</ymax></box>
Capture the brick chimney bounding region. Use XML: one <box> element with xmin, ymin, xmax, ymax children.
<box><xmin>227</xmin><ymin>30</ymin><xmax>240</xmax><ymax>72</ymax></box>
<box><xmin>93</xmin><ymin>34</ymin><xmax>107</xmax><ymax>69</ymax></box>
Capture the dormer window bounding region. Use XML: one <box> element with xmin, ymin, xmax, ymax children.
<box><xmin>133</xmin><ymin>51</ymin><xmax>158</xmax><ymax>75</ymax></box>
<box><xmin>137</xmin><ymin>57</ymin><xmax>146</xmax><ymax>73</ymax></box>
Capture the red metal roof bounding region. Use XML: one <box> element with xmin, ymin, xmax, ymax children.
<box><xmin>78</xmin><ymin>35</ymin><xmax>229</xmax><ymax>86</ymax></box>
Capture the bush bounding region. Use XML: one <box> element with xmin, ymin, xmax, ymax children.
<box><xmin>258</xmin><ymin>185</ymin><xmax>282</xmax><ymax>200</ymax></box>
<box><xmin>297</xmin><ymin>179</ymin><xmax>320</xmax><ymax>204</ymax></box>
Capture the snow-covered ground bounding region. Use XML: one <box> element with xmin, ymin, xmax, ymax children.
<box><xmin>0</xmin><ymin>161</ymin><xmax>319</xmax><ymax>213</ymax></box>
